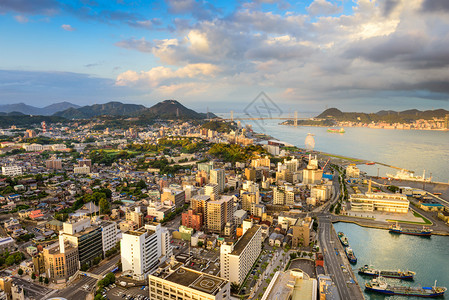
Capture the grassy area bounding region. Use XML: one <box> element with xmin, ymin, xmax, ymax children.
<box><xmin>386</xmin><ymin>212</ymin><xmax>432</xmax><ymax>225</ymax></box>
<box><xmin>320</xmin><ymin>152</ymin><xmax>362</xmax><ymax>162</ymax></box>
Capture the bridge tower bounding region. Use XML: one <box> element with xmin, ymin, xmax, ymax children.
<box><xmin>294</xmin><ymin>111</ymin><xmax>298</xmax><ymax>126</ymax></box>
<box><xmin>230</xmin><ymin>110</ymin><xmax>234</xmax><ymax>122</ymax></box>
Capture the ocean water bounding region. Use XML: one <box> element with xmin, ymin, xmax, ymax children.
<box><xmin>236</xmin><ymin>118</ymin><xmax>449</xmax><ymax>182</ymax></box>
<box><xmin>333</xmin><ymin>222</ymin><xmax>449</xmax><ymax>300</ymax></box>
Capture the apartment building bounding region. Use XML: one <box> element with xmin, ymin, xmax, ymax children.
<box><xmin>220</xmin><ymin>225</ymin><xmax>262</xmax><ymax>285</ymax></box>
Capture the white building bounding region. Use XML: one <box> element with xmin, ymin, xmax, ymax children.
<box><xmin>1</xmin><ymin>166</ymin><xmax>22</xmax><ymax>177</ymax></box>
<box><xmin>23</xmin><ymin>143</ymin><xmax>43</xmax><ymax>152</ymax></box>
<box><xmin>101</xmin><ymin>221</ymin><xmax>117</xmax><ymax>255</ymax></box>
<box><xmin>74</xmin><ymin>165</ymin><xmax>90</xmax><ymax>174</ymax></box>
<box><xmin>349</xmin><ymin>192</ymin><xmax>409</xmax><ymax>213</ymax></box>
<box><xmin>220</xmin><ymin>225</ymin><xmax>262</xmax><ymax>285</ymax></box>
<box><xmin>210</xmin><ymin>169</ymin><xmax>225</xmax><ymax>193</ymax></box>
<box><xmin>121</xmin><ymin>223</ymin><xmax>171</xmax><ymax>280</ymax></box>
<box><xmin>205</xmin><ymin>183</ymin><xmax>219</xmax><ymax>200</ymax></box>
<box><xmin>346</xmin><ymin>164</ymin><xmax>360</xmax><ymax>178</ymax></box>
<box><xmin>148</xmin><ymin>262</ymin><xmax>230</xmax><ymax>300</ymax></box>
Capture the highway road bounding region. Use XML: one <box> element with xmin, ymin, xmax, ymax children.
<box><xmin>45</xmin><ymin>255</ymin><xmax>120</xmax><ymax>299</ymax></box>
<box><xmin>318</xmin><ymin>216</ymin><xmax>364</xmax><ymax>300</ymax></box>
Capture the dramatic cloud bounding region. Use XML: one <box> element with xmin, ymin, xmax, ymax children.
<box><xmin>421</xmin><ymin>0</ymin><xmax>449</xmax><ymax>12</ymax></box>
<box><xmin>113</xmin><ymin>0</ymin><xmax>449</xmax><ymax>108</ymax></box>
<box><xmin>61</xmin><ymin>24</ymin><xmax>75</xmax><ymax>31</ymax></box>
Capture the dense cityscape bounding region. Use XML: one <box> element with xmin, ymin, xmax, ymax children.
<box><xmin>0</xmin><ymin>103</ymin><xmax>446</xmax><ymax>300</ymax></box>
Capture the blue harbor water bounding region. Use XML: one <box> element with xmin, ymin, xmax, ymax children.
<box><xmin>235</xmin><ymin>118</ymin><xmax>449</xmax><ymax>183</ymax></box>
<box><xmin>333</xmin><ymin>222</ymin><xmax>449</xmax><ymax>300</ymax></box>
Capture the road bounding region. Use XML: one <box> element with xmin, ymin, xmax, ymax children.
<box><xmin>45</xmin><ymin>255</ymin><xmax>120</xmax><ymax>300</ymax></box>
<box><xmin>11</xmin><ymin>276</ymin><xmax>53</xmax><ymax>299</ymax></box>
<box><xmin>318</xmin><ymin>215</ymin><xmax>364</xmax><ymax>300</ymax></box>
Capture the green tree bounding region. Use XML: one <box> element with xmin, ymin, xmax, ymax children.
<box><xmin>44</xmin><ymin>277</ymin><xmax>49</xmax><ymax>284</ymax></box>
<box><xmin>5</xmin><ymin>255</ymin><xmax>15</xmax><ymax>266</ymax></box>
<box><xmin>99</xmin><ymin>198</ymin><xmax>111</xmax><ymax>214</ymax></box>
<box><xmin>18</xmin><ymin>269</ymin><xmax>23</xmax><ymax>276</ymax></box>
<box><xmin>39</xmin><ymin>276</ymin><xmax>43</xmax><ymax>283</ymax></box>
<box><xmin>31</xmin><ymin>273</ymin><xmax>36</xmax><ymax>280</ymax></box>
<box><xmin>197</xmin><ymin>241</ymin><xmax>204</xmax><ymax>247</ymax></box>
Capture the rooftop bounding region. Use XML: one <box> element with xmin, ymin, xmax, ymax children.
<box><xmin>262</xmin><ymin>269</ymin><xmax>316</xmax><ymax>300</ymax></box>
<box><xmin>231</xmin><ymin>225</ymin><xmax>260</xmax><ymax>256</ymax></box>
<box><xmin>163</xmin><ymin>267</ymin><xmax>227</xmax><ymax>295</ymax></box>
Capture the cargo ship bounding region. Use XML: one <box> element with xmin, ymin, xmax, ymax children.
<box><xmin>365</xmin><ymin>277</ymin><xmax>447</xmax><ymax>297</ymax></box>
<box><xmin>327</xmin><ymin>128</ymin><xmax>345</xmax><ymax>133</ymax></box>
<box><xmin>389</xmin><ymin>223</ymin><xmax>433</xmax><ymax>237</ymax></box>
<box><xmin>337</xmin><ymin>232</ymin><xmax>349</xmax><ymax>247</ymax></box>
<box><xmin>345</xmin><ymin>247</ymin><xmax>357</xmax><ymax>264</ymax></box>
<box><xmin>358</xmin><ymin>265</ymin><xmax>415</xmax><ymax>280</ymax></box>
<box><xmin>386</xmin><ymin>169</ymin><xmax>432</xmax><ymax>182</ymax></box>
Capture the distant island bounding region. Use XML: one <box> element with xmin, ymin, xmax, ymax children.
<box><xmin>282</xmin><ymin>108</ymin><xmax>449</xmax><ymax>130</ymax></box>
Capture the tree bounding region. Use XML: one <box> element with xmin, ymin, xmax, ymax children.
<box><xmin>99</xmin><ymin>198</ymin><xmax>111</xmax><ymax>214</ymax></box>
<box><xmin>18</xmin><ymin>269</ymin><xmax>23</xmax><ymax>276</ymax></box>
<box><xmin>44</xmin><ymin>277</ymin><xmax>49</xmax><ymax>284</ymax></box>
<box><xmin>230</xmin><ymin>282</ymin><xmax>239</xmax><ymax>294</ymax></box>
<box><xmin>39</xmin><ymin>276</ymin><xmax>43</xmax><ymax>283</ymax></box>
<box><xmin>31</xmin><ymin>273</ymin><xmax>36</xmax><ymax>280</ymax></box>
<box><xmin>5</xmin><ymin>255</ymin><xmax>15</xmax><ymax>266</ymax></box>
<box><xmin>197</xmin><ymin>241</ymin><xmax>204</xmax><ymax>247</ymax></box>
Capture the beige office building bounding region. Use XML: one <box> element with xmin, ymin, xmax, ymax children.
<box><xmin>349</xmin><ymin>192</ymin><xmax>409</xmax><ymax>213</ymax></box>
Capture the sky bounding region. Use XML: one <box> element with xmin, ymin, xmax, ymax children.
<box><xmin>1</xmin><ymin>0</ymin><xmax>449</xmax><ymax>113</ymax></box>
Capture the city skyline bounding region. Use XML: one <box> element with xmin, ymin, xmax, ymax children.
<box><xmin>1</xmin><ymin>0</ymin><xmax>449</xmax><ymax>112</ymax></box>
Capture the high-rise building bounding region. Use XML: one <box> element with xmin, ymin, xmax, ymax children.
<box><xmin>244</xmin><ymin>168</ymin><xmax>256</xmax><ymax>181</ymax></box>
<box><xmin>46</xmin><ymin>157</ymin><xmax>62</xmax><ymax>170</ymax></box>
<box><xmin>205</xmin><ymin>183</ymin><xmax>219</xmax><ymax>200</ymax></box>
<box><xmin>161</xmin><ymin>189</ymin><xmax>186</xmax><ymax>209</ymax></box>
<box><xmin>291</xmin><ymin>217</ymin><xmax>313</xmax><ymax>248</ymax></box>
<box><xmin>302</xmin><ymin>155</ymin><xmax>323</xmax><ymax>184</ymax></box>
<box><xmin>206</xmin><ymin>196</ymin><xmax>233</xmax><ymax>233</ymax></box>
<box><xmin>43</xmin><ymin>241</ymin><xmax>79</xmax><ymax>283</ymax></box>
<box><xmin>126</xmin><ymin>207</ymin><xmax>144</xmax><ymax>228</ymax></box>
<box><xmin>210</xmin><ymin>169</ymin><xmax>225</xmax><ymax>193</ymax></box>
<box><xmin>182</xmin><ymin>209</ymin><xmax>203</xmax><ymax>231</ymax></box>
<box><xmin>101</xmin><ymin>221</ymin><xmax>117</xmax><ymax>255</ymax></box>
<box><xmin>241</xmin><ymin>192</ymin><xmax>258</xmax><ymax>212</ymax></box>
<box><xmin>59</xmin><ymin>217</ymin><xmax>105</xmax><ymax>268</ymax></box>
<box><xmin>198</xmin><ymin>161</ymin><xmax>214</xmax><ymax>174</ymax></box>
<box><xmin>220</xmin><ymin>225</ymin><xmax>262</xmax><ymax>285</ymax></box>
<box><xmin>121</xmin><ymin>223</ymin><xmax>171</xmax><ymax>280</ymax></box>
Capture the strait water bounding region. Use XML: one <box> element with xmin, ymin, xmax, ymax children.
<box><xmin>237</xmin><ymin>119</ymin><xmax>449</xmax><ymax>182</ymax></box>
<box><xmin>333</xmin><ymin>222</ymin><xmax>449</xmax><ymax>300</ymax></box>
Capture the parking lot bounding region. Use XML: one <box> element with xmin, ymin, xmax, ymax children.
<box><xmin>106</xmin><ymin>285</ymin><xmax>149</xmax><ymax>300</ymax></box>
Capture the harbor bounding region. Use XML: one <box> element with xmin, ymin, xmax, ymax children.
<box><xmin>333</xmin><ymin>222</ymin><xmax>449</xmax><ymax>300</ymax></box>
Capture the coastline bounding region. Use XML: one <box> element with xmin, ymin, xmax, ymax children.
<box><xmin>280</xmin><ymin>122</ymin><xmax>449</xmax><ymax>131</ymax></box>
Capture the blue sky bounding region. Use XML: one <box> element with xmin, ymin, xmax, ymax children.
<box><xmin>1</xmin><ymin>0</ymin><xmax>449</xmax><ymax>113</ymax></box>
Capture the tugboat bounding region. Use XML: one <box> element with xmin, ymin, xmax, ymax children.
<box><xmin>365</xmin><ymin>276</ymin><xmax>447</xmax><ymax>297</ymax></box>
<box><xmin>358</xmin><ymin>265</ymin><xmax>415</xmax><ymax>280</ymax></box>
<box><xmin>345</xmin><ymin>247</ymin><xmax>357</xmax><ymax>264</ymax></box>
<box><xmin>389</xmin><ymin>222</ymin><xmax>433</xmax><ymax>237</ymax></box>
<box><xmin>327</xmin><ymin>128</ymin><xmax>345</xmax><ymax>133</ymax></box>
<box><xmin>337</xmin><ymin>232</ymin><xmax>349</xmax><ymax>247</ymax></box>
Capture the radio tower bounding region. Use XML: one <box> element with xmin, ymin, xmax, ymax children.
<box><xmin>41</xmin><ymin>121</ymin><xmax>47</xmax><ymax>133</ymax></box>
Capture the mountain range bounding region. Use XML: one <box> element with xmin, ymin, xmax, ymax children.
<box><xmin>0</xmin><ymin>100</ymin><xmax>214</xmax><ymax>120</ymax></box>
<box><xmin>317</xmin><ymin>108</ymin><xmax>449</xmax><ymax>123</ymax></box>
<box><xmin>0</xmin><ymin>102</ymin><xmax>80</xmax><ymax>115</ymax></box>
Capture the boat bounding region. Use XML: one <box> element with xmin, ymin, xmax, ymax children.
<box><xmin>365</xmin><ymin>276</ymin><xmax>446</xmax><ymax>297</ymax></box>
<box><xmin>358</xmin><ymin>265</ymin><xmax>415</xmax><ymax>280</ymax></box>
<box><xmin>389</xmin><ymin>222</ymin><xmax>433</xmax><ymax>237</ymax></box>
<box><xmin>345</xmin><ymin>247</ymin><xmax>357</xmax><ymax>264</ymax></box>
<box><xmin>386</xmin><ymin>169</ymin><xmax>432</xmax><ymax>182</ymax></box>
<box><xmin>365</xmin><ymin>161</ymin><xmax>375</xmax><ymax>165</ymax></box>
<box><xmin>337</xmin><ymin>232</ymin><xmax>349</xmax><ymax>247</ymax></box>
<box><xmin>327</xmin><ymin>128</ymin><xmax>345</xmax><ymax>133</ymax></box>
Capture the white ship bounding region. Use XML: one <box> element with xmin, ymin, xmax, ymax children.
<box><xmin>386</xmin><ymin>169</ymin><xmax>432</xmax><ymax>182</ymax></box>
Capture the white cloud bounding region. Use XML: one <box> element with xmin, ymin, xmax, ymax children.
<box><xmin>61</xmin><ymin>24</ymin><xmax>75</xmax><ymax>31</ymax></box>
